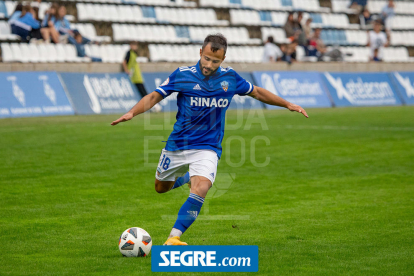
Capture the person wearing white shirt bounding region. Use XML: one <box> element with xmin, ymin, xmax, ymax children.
<box><xmin>262</xmin><ymin>36</ymin><xmax>283</xmax><ymax>63</ymax></box>
<box><xmin>367</xmin><ymin>20</ymin><xmax>389</xmax><ymax>61</ymax></box>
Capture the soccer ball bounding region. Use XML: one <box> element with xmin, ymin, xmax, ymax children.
<box><xmin>151</xmin><ymin>103</ymin><xmax>162</xmax><ymax>113</ymax></box>
<box><xmin>118</xmin><ymin>227</ymin><xmax>152</xmax><ymax>257</ymax></box>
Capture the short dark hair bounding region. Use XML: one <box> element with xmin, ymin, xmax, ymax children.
<box><xmin>267</xmin><ymin>36</ymin><xmax>274</xmax><ymax>43</ymax></box>
<box><xmin>374</xmin><ymin>19</ymin><xmax>382</xmax><ymax>25</ymax></box>
<box><xmin>202</xmin><ymin>34</ymin><xmax>227</xmax><ymax>56</ymax></box>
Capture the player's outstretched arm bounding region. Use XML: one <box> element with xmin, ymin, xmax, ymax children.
<box><xmin>111</xmin><ymin>91</ymin><xmax>163</xmax><ymax>125</ymax></box>
<box><xmin>249</xmin><ymin>85</ymin><xmax>309</xmax><ymax>118</ymax></box>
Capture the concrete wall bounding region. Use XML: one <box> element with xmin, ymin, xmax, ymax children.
<box><xmin>0</xmin><ymin>62</ymin><xmax>413</xmax><ymax>73</ymax></box>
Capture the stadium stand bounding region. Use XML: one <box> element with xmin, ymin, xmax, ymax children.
<box><xmin>389</xmin><ymin>15</ymin><xmax>414</xmax><ymax>29</ymax></box>
<box><xmin>2</xmin><ymin>42</ymin><xmax>89</xmax><ymax>62</ymax></box>
<box><xmin>390</xmin><ymin>31</ymin><xmax>414</xmax><ymax>46</ymax></box>
<box><xmin>149</xmin><ymin>44</ymin><xmax>263</xmax><ymax>63</ymax></box>
<box><xmin>77</xmin><ymin>4</ymin><xmax>228</xmax><ymax>26</ymax></box>
<box><xmin>331</xmin><ymin>0</ymin><xmax>360</xmax><ymax>13</ymax></box>
<box><xmin>72</xmin><ymin>0</ymin><xmax>196</xmax><ymax>7</ymax></box>
<box><xmin>84</xmin><ymin>43</ymin><xmax>150</xmax><ymax>63</ymax></box>
<box><xmin>339</xmin><ymin>46</ymin><xmax>413</xmax><ymax>62</ymax></box>
<box><xmin>230</xmin><ymin>10</ymin><xmax>360</xmax><ymax>29</ymax></box>
<box><xmin>200</xmin><ymin>0</ymin><xmax>330</xmax><ymax>12</ymax></box>
<box><xmin>262</xmin><ymin>27</ymin><xmax>370</xmax><ymax>45</ymax></box>
<box><xmin>0</xmin><ymin>42</ymin><xmax>141</xmax><ymax>63</ymax></box>
<box><xmin>4</xmin><ymin>1</ymin><xmax>75</xmax><ymax>21</ymax></box>
<box><xmin>261</xmin><ymin>27</ymin><xmax>290</xmax><ymax>44</ymax></box>
<box><xmin>1</xmin><ymin>0</ymin><xmax>414</xmax><ymax>64</ymax></box>
<box><xmin>113</xmin><ymin>24</ymin><xmax>261</xmax><ymax>44</ymax></box>
<box><xmin>333</xmin><ymin>0</ymin><xmax>414</xmax><ymax>14</ymax></box>
<box><xmin>71</xmin><ymin>23</ymin><xmax>111</xmax><ymax>42</ymax></box>
<box><xmin>0</xmin><ymin>21</ymin><xmax>19</xmax><ymax>41</ymax></box>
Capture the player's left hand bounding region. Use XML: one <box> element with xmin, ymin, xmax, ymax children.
<box><xmin>287</xmin><ymin>103</ymin><xmax>309</xmax><ymax>118</ymax></box>
<box><xmin>111</xmin><ymin>112</ymin><xmax>134</xmax><ymax>125</ymax></box>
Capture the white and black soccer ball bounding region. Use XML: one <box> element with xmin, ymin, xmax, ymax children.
<box><xmin>118</xmin><ymin>227</ymin><xmax>152</xmax><ymax>257</ymax></box>
<box><xmin>151</xmin><ymin>103</ymin><xmax>162</xmax><ymax>113</ymax></box>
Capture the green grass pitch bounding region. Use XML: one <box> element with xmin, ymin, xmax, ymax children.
<box><xmin>1</xmin><ymin>106</ymin><xmax>413</xmax><ymax>275</ymax></box>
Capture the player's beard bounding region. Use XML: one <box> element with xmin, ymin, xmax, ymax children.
<box><xmin>201</xmin><ymin>66</ymin><xmax>218</xmax><ymax>76</ymax></box>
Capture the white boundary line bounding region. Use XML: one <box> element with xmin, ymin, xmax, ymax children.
<box><xmin>282</xmin><ymin>125</ymin><xmax>414</xmax><ymax>132</ymax></box>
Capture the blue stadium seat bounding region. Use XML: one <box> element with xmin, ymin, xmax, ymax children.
<box><xmin>281</xmin><ymin>0</ymin><xmax>293</xmax><ymax>8</ymax></box>
<box><xmin>333</xmin><ymin>30</ymin><xmax>341</xmax><ymax>45</ymax></box>
<box><xmin>339</xmin><ymin>30</ymin><xmax>347</xmax><ymax>45</ymax></box>
<box><xmin>229</xmin><ymin>0</ymin><xmax>242</xmax><ymax>5</ymax></box>
<box><xmin>141</xmin><ymin>6</ymin><xmax>156</xmax><ymax>19</ymax></box>
<box><xmin>174</xmin><ymin>26</ymin><xmax>190</xmax><ymax>40</ymax></box>
<box><xmin>321</xmin><ymin>30</ymin><xmax>329</xmax><ymax>44</ymax></box>
<box><xmin>259</xmin><ymin>11</ymin><xmax>272</xmax><ymax>23</ymax></box>
<box><xmin>309</xmin><ymin>13</ymin><xmax>321</xmax><ymax>25</ymax></box>
<box><xmin>326</xmin><ymin>29</ymin><xmax>334</xmax><ymax>44</ymax></box>
<box><xmin>313</xmin><ymin>13</ymin><xmax>323</xmax><ymax>24</ymax></box>
<box><xmin>0</xmin><ymin>1</ymin><xmax>7</xmax><ymax>18</ymax></box>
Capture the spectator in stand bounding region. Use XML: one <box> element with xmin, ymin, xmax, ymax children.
<box><xmin>8</xmin><ymin>2</ymin><xmax>23</xmax><ymax>24</ymax></box>
<box><xmin>40</xmin><ymin>3</ymin><xmax>60</xmax><ymax>43</ymax></box>
<box><xmin>303</xmin><ymin>18</ymin><xmax>313</xmax><ymax>41</ymax></box>
<box><xmin>284</xmin><ymin>12</ymin><xmax>296</xmax><ymax>39</ymax></box>
<box><xmin>367</xmin><ymin>20</ymin><xmax>389</xmax><ymax>62</ymax></box>
<box><xmin>122</xmin><ymin>41</ymin><xmax>148</xmax><ymax>98</ymax></box>
<box><xmin>54</xmin><ymin>5</ymin><xmax>72</xmax><ymax>42</ymax></box>
<box><xmin>295</xmin><ymin>12</ymin><xmax>307</xmax><ymax>47</ymax></box>
<box><xmin>10</xmin><ymin>4</ymin><xmax>43</xmax><ymax>42</ymax></box>
<box><xmin>42</xmin><ymin>3</ymin><xmax>59</xmax><ymax>26</ymax></box>
<box><xmin>281</xmin><ymin>40</ymin><xmax>298</xmax><ymax>64</ymax></box>
<box><xmin>68</xmin><ymin>30</ymin><xmax>102</xmax><ymax>62</ymax></box>
<box><xmin>302</xmin><ymin>18</ymin><xmax>313</xmax><ymax>56</ymax></box>
<box><xmin>307</xmin><ymin>39</ymin><xmax>318</xmax><ymax>57</ymax></box>
<box><xmin>311</xmin><ymin>28</ymin><xmax>343</xmax><ymax>61</ymax></box>
<box><xmin>360</xmin><ymin>8</ymin><xmax>373</xmax><ymax>29</ymax></box>
<box><xmin>311</xmin><ymin>28</ymin><xmax>326</xmax><ymax>57</ymax></box>
<box><xmin>31</xmin><ymin>0</ymin><xmax>41</xmax><ymax>21</ymax></box>
<box><xmin>262</xmin><ymin>36</ymin><xmax>283</xmax><ymax>63</ymax></box>
<box><xmin>349</xmin><ymin>0</ymin><xmax>367</xmax><ymax>13</ymax></box>
<box><xmin>381</xmin><ymin>0</ymin><xmax>395</xmax><ymax>30</ymax></box>
<box><xmin>371</xmin><ymin>48</ymin><xmax>381</xmax><ymax>62</ymax></box>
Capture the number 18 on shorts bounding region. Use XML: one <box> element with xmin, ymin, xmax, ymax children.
<box><xmin>155</xmin><ymin>149</ymin><xmax>218</xmax><ymax>184</ymax></box>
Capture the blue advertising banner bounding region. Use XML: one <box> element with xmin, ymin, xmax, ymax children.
<box><xmin>252</xmin><ymin>71</ymin><xmax>332</xmax><ymax>109</ymax></box>
<box><xmin>142</xmin><ymin>71</ymin><xmax>263</xmax><ymax>112</ymax></box>
<box><xmin>322</xmin><ymin>72</ymin><xmax>402</xmax><ymax>107</ymax></box>
<box><xmin>230</xmin><ymin>72</ymin><xmax>264</xmax><ymax>110</ymax></box>
<box><xmin>151</xmin><ymin>245</ymin><xmax>258</xmax><ymax>272</ymax></box>
<box><xmin>142</xmin><ymin>72</ymin><xmax>177</xmax><ymax>112</ymax></box>
<box><xmin>389</xmin><ymin>72</ymin><xmax>414</xmax><ymax>105</ymax></box>
<box><xmin>0</xmin><ymin>72</ymin><xmax>74</xmax><ymax>118</ymax></box>
<box><xmin>59</xmin><ymin>73</ymin><xmax>141</xmax><ymax>115</ymax></box>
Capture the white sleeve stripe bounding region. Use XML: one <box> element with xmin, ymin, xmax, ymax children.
<box><xmin>156</xmin><ymin>87</ymin><xmax>167</xmax><ymax>96</ymax></box>
<box><xmin>245</xmin><ymin>82</ymin><xmax>253</xmax><ymax>94</ymax></box>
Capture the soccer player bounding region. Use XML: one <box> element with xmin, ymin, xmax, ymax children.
<box><xmin>111</xmin><ymin>34</ymin><xmax>308</xmax><ymax>245</ymax></box>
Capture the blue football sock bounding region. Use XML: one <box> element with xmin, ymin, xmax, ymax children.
<box><xmin>173</xmin><ymin>193</ymin><xmax>204</xmax><ymax>234</ymax></box>
<box><xmin>171</xmin><ymin>172</ymin><xmax>190</xmax><ymax>190</ymax></box>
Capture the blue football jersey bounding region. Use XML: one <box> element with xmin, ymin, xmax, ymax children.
<box><xmin>155</xmin><ymin>61</ymin><xmax>254</xmax><ymax>159</ymax></box>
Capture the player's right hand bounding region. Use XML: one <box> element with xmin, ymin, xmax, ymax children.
<box><xmin>287</xmin><ymin>103</ymin><xmax>309</xmax><ymax>118</ymax></box>
<box><xmin>111</xmin><ymin>112</ymin><xmax>133</xmax><ymax>125</ymax></box>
